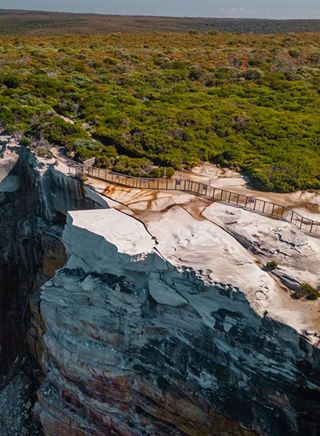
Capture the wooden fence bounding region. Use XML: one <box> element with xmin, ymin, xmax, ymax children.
<box><xmin>62</xmin><ymin>156</ymin><xmax>320</xmax><ymax>238</ymax></box>
<box><xmin>83</xmin><ymin>157</ymin><xmax>96</xmax><ymax>167</ymax></box>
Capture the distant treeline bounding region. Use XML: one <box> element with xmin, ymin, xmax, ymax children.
<box><xmin>0</xmin><ymin>10</ymin><xmax>320</xmax><ymax>35</ymax></box>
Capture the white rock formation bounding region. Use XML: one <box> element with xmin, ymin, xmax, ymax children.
<box><xmin>38</xmin><ymin>185</ymin><xmax>320</xmax><ymax>435</ymax></box>
<box><xmin>98</xmin><ymin>184</ymin><xmax>320</xmax><ymax>337</ymax></box>
<box><xmin>1</xmin><ymin>137</ymin><xmax>319</xmax><ymax>435</ymax></box>
<box><xmin>0</xmin><ymin>139</ymin><xmax>20</xmax><ymax>192</ymax></box>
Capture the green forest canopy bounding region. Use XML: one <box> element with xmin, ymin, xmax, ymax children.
<box><xmin>0</xmin><ymin>31</ymin><xmax>320</xmax><ymax>192</ymax></box>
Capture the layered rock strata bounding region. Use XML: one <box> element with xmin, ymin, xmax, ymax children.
<box><xmin>0</xmin><ymin>139</ymin><xmax>104</xmax><ymax>429</ymax></box>
<box><xmin>0</xmin><ymin>138</ymin><xmax>320</xmax><ymax>436</ymax></box>
<box><xmin>37</xmin><ymin>206</ymin><xmax>320</xmax><ymax>436</ymax></box>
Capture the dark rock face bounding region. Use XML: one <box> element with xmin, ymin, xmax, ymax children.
<box><xmin>0</xmin><ymin>147</ymin><xmax>104</xmax><ymax>376</ymax></box>
<box><xmin>0</xmin><ymin>357</ymin><xmax>44</xmax><ymax>435</ymax></box>
<box><xmin>0</xmin><ymin>145</ymin><xmax>106</xmax><ymax>436</ymax></box>
<box><xmin>0</xmin><ymin>150</ymin><xmax>51</xmax><ymax>375</ymax></box>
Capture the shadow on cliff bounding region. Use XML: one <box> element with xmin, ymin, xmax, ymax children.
<box><xmin>0</xmin><ymin>148</ymin><xmax>108</xmax><ymax>377</ymax></box>
<box><xmin>38</xmin><ymin>215</ymin><xmax>320</xmax><ymax>436</ymax></box>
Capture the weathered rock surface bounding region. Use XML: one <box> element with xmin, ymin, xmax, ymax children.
<box><xmin>99</xmin><ymin>185</ymin><xmax>320</xmax><ymax>337</ymax></box>
<box><xmin>0</xmin><ymin>140</ymin><xmax>98</xmax><ymax>375</ymax></box>
<box><xmin>0</xmin><ymin>357</ymin><xmax>43</xmax><ymax>436</ymax></box>
<box><xmin>203</xmin><ymin>203</ymin><xmax>320</xmax><ymax>290</ymax></box>
<box><xmin>37</xmin><ymin>204</ymin><xmax>320</xmax><ymax>436</ymax></box>
<box><xmin>0</xmin><ymin>137</ymin><xmax>105</xmax><ymax>430</ymax></box>
<box><xmin>1</xmin><ymin>137</ymin><xmax>320</xmax><ymax>436</ymax></box>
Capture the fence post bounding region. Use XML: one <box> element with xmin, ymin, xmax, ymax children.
<box><xmin>290</xmin><ymin>210</ymin><xmax>294</xmax><ymax>223</ymax></box>
<box><xmin>310</xmin><ymin>222</ymin><xmax>314</xmax><ymax>235</ymax></box>
<box><xmin>252</xmin><ymin>199</ymin><xmax>256</xmax><ymax>211</ymax></box>
<box><xmin>262</xmin><ymin>201</ymin><xmax>266</xmax><ymax>214</ymax></box>
<box><xmin>271</xmin><ymin>204</ymin><xmax>275</xmax><ymax>216</ymax></box>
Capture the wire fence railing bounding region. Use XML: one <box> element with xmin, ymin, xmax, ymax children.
<box><xmin>60</xmin><ymin>155</ymin><xmax>320</xmax><ymax>238</ymax></box>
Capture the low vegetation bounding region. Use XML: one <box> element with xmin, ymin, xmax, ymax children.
<box><xmin>0</xmin><ymin>31</ymin><xmax>320</xmax><ymax>190</ymax></box>
<box><xmin>265</xmin><ymin>260</ymin><xmax>278</xmax><ymax>271</ymax></box>
<box><xmin>294</xmin><ymin>283</ymin><xmax>320</xmax><ymax>300</ymax></box>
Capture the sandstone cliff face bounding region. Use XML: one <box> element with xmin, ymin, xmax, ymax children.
<box><xmin>0</xmin><ymin>144</ymin><xmax>49</xmax><ymax>375</ymax></box>
<box><xmin>37</xmin><ymin>208</ymin><xmax>320</xmax><ymax>436</ymax></box>
<box><xmin>1</xmin><ymin>139</ymin><xmax>320</xmax><ymax>436</ymax></box>
<box><xmin>0</xmin><ymin>142</ymin><xmax>103</xmax><ymax>374</ymax></box>
<box><xmin>0</xmin><ymin>139</ymin><xmax>104</xmax><ymax>434</ymax></box>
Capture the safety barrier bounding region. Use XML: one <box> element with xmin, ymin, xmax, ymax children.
<box><xmin>61</xmin><ymin>155</ymin><xmax>320</xmax><ymax>238</ymax></box>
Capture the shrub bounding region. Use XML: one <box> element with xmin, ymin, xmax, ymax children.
<box><xmin>76</xmin><ymin>172</ymin><xmax>88</xmax><ymax>182</ymax></box>
<box><xmin>294</xmin><ymin>283</ymin><xmax>320</xmax><ymax>301</ymax></box>
<box><xmin>73</xmin><ymin>138</ymin><xmax>97</xmax><ymax>150</ymax></box>
<box><xmin>265</xmin><ymin>260</ymin><xmax>278</xmax><ymax>271</ymax></box>
<box><xmin>288</xmin><ymin>49</ymin><xmax>300</xmax><ymax>58</ymax></box>
<box><xmin>188</xmin><ymin>67</ymin><xmax>203</xmax><ymax>81</ymax></box>
<box><xmin>20</xmin><ymin>136</ymin><xmax>32</xmax><ymax>147</ymax></box>
<box><xmin>35</xmin><ymin>146</ymin><xmax>51</xmax><ymax>158</ymax></box>
<box><xmin>103</xmin><ymin>56</ymin><xmax>118</xmax><ymax>65</ymax></box>
<box><xmin>156</xmin><ymin>166</ymin><xmax>175</xmax><ymax>178</ymax></box>
<box><xmin>309</xmin><ymin>53</ymin><xmax>320</xmax><ymax>64</ymax></box>
<box><xmin>2</xmin><ymin>124</ymin><xmax>16</xmax><ymax>135</ymax></box>
<box><xmin>242</xmin><ymin>69</ymin><xmax>261</xmax><ymax>81</ymax></box>
<box><xmin>2</xmin><ymin>75</ymin><xmax>20</xmax><ymax>89</ymax></box>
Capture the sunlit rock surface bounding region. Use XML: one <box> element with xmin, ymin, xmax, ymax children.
<box><xmin>38</xmin><ymin>200</ymin><xmax>320</xmax><ymax>435</ymax></box>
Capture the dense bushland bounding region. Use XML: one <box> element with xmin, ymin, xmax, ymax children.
<box><xmin>0</xmin><ymin>32</ymin><xmax>320</xmax><ymax>191</ymax></box>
